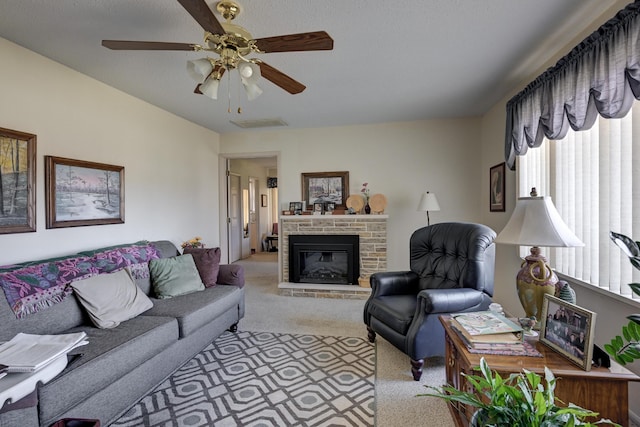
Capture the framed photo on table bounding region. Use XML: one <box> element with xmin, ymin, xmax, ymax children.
<box><xmin>539</xmin><ymin>294</ymin><xmax>596</xmax><ymax>371</ymax></box>
<box><xmin>489</xmin><ymin>162</ymin><xmax>505</xmax><ymax>212</ymax></box>
<box><xmin>45</xmin><ymin>156</ymin><xmax>124</xmax><ymax>229</ymax></box>
<box><xmin>301</xmin><ymin>171</ymin><xmax>349</xmax><ymax>210</ymax></box>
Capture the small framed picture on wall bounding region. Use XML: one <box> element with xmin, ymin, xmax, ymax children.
<box><xmin>489</xmin><ymin>162</ymin><xmax>505</xmax><ymax>212</ymax></box>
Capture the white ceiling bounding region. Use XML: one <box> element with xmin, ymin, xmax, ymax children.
<box><xmin>0</xmin><ymin>0</ymin><xmax>621</xmax><ymax>134</ymax></box>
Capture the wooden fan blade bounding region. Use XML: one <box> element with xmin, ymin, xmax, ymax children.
<box><xmin>259</xmin><ymin>62</ymin><xmax>305</xmax><ymax>94</ymax></box>
<box><xmin>177</xmin><ymin>0</ymin><xmax>225</xmax><ymax>35</ymax></box>
<box><xmin>102</xmin><ymin>40</ymin><xmax>196</xmax><ymax>51</ymax></box>
<box><xmin>254</xmin><ymin>31</ymin><xmax>334</xmax><ymax>53</ymax></box>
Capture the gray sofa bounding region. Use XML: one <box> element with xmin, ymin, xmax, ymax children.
<box><xmin>0</xmin><ymin>241</ymin><xmax>245</xmax><ymax>427</ymax></box>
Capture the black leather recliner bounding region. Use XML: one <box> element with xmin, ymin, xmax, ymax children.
<box><xmin>363</xmin><ymin>222</ymin><xmax>496</xmax><ymax>380</ymax></box>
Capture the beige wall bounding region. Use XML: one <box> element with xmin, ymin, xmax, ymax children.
<box><xmin>0</xmin><ymin>37</ymin><xmax>221</xmax><ymax>264</ymax></box>
<box><xmin>219</xmin><ymin>118</ymin><xmax>482</xmax><ymax>271</ymax></box>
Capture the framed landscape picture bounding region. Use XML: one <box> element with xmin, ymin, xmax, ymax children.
<box><xmin>0</xmin><ymin>127</ymin><xmax>36</xmax><ymax>234</ymax></box>
<box><xmin>301</xmin><ymin>171</ymin><xmax>349</xmax><ymax>210</ymax></box>
<box><xmin>45</xmin><ymin>156</ymin><xmax>124</xmax><ymax>228</ymax></box>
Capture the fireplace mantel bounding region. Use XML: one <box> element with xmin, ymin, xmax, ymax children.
<box><xmin>278</xmin><ymin>214</ymin><xmax>388</xmax><ymax>298</ymax></box>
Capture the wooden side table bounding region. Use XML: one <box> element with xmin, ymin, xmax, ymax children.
<box><xmin>439</xmin><ymin>315</ymin><xmax>640</xmax><ymax>427</ymax></box>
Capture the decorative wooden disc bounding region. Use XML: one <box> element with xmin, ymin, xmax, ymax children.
<box><xmin>346</xmin><ymin>195</ymin><xmax>365</xmax><ymax>212</ymax></box>
<box><xmin>369</xmin><ymin>193</ymin><xmax>387</xmax><ymax>213</ymax></box>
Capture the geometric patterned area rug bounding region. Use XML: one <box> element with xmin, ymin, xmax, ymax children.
<box><xmin>111</xmin><ymin>331</ymin><xmax>375</xmax><ymax>427</ymax></box>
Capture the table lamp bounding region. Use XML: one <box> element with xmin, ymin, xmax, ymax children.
<box><xmin>417</xmin><ymin>191</ymin><xmax>440</xmax><ymax>226</ymax></box>
<box><xmin>495</xmin><ymin>188</ymin><xmax>583</xmax><ymax>325</ymax></box>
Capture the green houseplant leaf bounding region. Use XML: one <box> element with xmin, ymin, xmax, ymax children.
<box><xmin>605</xmin><ymin>232</ymin><xmax>640</xmax><ymax>365</ymax></box>
<box><xmin>418</xmin><ymin>357</ymin><xmax>617</xmax><ymax>426</ymax></box>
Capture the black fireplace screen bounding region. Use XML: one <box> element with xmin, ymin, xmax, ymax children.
<box><xmin>289</xmin><ymin>235</ymin><xmax>359</xmax><ymax>285</ymax></box>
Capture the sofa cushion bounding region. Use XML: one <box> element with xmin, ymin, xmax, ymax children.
<box><xmin>149</xmin><ymin>254</ymin><xmax>204</xmax><ymax>299</ymax></box>
<box><xmin>70</xmin><ymin>269</ymin><xmax>153</xmax><ymax>329</ymax></box>
<box><xmin>144</xmin><ymin>285</ymin><xmax>243</xmax><ymax>337</ymax></box>
<box><xmin>182</xmin><ymin>247</ymin><xmax>221</xmax><ymax>287</ymax></box>
<box><xmin>37</xmin><ymin>315</ymin><xmax>178</xmax><ymax>424</ymax></box>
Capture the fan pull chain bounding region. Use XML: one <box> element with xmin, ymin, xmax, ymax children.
<box><xmin>227</xmin><ymin>68</ymin><xmax>232</xmax><ymax>113</ymax></box>
<box><xmin>237</xmin><ymin>74</ymin><xmax>243</xmax><ymax>114</ymax></box>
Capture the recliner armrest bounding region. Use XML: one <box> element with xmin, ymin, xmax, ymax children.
<box><xmin>418</xmin><ymin>288</ymin><xmax>484</xmax><ymax>314</ymax></box>
<box><xmin>370</xmin><ymin>271</ymin><xmax>420</xmax><ymax>296</ymax></box>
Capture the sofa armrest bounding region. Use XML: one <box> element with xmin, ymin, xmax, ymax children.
<box><xmin>217</xmin><ymin>264</ymin><xmax>245</xmax><ymax>288</ymax></box>
<box><xmin>370</xmin><ymin>271</ymin><xmax>419</xmax><ymax>297</ymax></box>
<box><xmin>418</xmin><ymin>288</ymin><xmax>484</xmax><ymax>314</ymax></box>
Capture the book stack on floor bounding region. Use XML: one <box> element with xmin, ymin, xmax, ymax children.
<box><xmin>450</xmin><ymin>311</ymin><xmax>531</xmax><ymax>355</ymax></box>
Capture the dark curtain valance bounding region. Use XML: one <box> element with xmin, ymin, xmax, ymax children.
<box><xmin>505</xmin><ymin>1</ymin><xmax>640</xmax><ymax>170</ymax></box>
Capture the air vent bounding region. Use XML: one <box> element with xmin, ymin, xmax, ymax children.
<box><xmin>230</xmin><ymin>118</ymin><xmax>288</xmax><ymax>129</ymax></box>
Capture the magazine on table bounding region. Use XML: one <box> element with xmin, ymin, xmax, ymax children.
<box><xmin>451</xmin><ymin>310</ymin><xmax>523</xmax><ymax>341</ymax></box>
<box><xmin>451</xmin><ymin>324</ymin><xmax>524</xmax><ymax>349</ymax></box>
<box><xmin>0</xmin><ymin>332</ymin><xmax>88</xmax><ymax>373</ymax></box>
<box><xmin>451</xmin><ymin>321</ymin><xmax>524</xmax><ymax>345</ymax></box>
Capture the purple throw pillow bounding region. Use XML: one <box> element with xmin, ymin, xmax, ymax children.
<box><xmin>182</xmin><ymin>247</ymin><xmax>221</xmax><ymax>287</ymax></box>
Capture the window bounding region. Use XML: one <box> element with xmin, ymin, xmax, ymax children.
<box><xmin>518</xmin><ymin>103</ymin><xmax>640</xmax><ymax>301</ymax></box>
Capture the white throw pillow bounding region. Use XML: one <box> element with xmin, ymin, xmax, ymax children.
<box><xmin>71</xmin><ymin>269</ymin><xmax>153</xmax><ymax>329</ymax></box>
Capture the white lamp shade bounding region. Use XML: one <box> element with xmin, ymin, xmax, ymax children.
<box><xmin>199</xmin><ymin>77</ymin><xmax>220</xmax><ymax>100</ymax></box>
<box><xmin>187</xmin><ymin>59</ymin><xmax>214</xmax><ymax>82</ymax></box>
<box><xmin>417</xmin><ymin>192</ymin><xmax>440</xmax><ymax>212</ymax></box>
<box><xmin>495</xmin><ymin>196</ymin><xmax>584</xmax><ymax>247</ymax></box>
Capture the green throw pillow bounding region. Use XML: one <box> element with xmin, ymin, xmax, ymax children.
<box><xmin>149</xmin><ymin>254</ymin><xmax>205</xmax><ymax>299</ymax></box>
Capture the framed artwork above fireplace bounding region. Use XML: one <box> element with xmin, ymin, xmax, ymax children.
<box><xmin>301</xmin><ymin>171</ymin><xmax>349</xmax><ymax>210</ymax></box>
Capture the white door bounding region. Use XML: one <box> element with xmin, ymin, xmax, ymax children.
<box><xmin>228</xmin><ymin>173</ymin><xmax>242</xmax><ymax>263</ymax></box>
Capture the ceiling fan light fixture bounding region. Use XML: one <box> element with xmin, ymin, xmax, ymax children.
<box><xmin>200</xmin><ymin>76</ymin><xmax>220</xmax><ymax>99</ymax></box>
<box><xmin>187</xmin><ymin>58</ymin><xmax>214</xmax><ymax>82</ymax></box>
<box><xmin>238</xmin><ymin>62</ymin><xmax>260</xmax><ymax>81</ymax></box>
<box><xmin>242</xmin><ymin>82</ymin><xmax>263</xmax><ymax>101</ymax></box>
<box><xmin>238</xmin><ymin>62</ymin><xmax>262</xmax><ymax>100</ymax></box>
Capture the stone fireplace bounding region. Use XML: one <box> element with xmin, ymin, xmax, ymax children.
<box><xmin>278</xmin><ymin>214</ymin><xmax>387</xmax><ymax>299</ymax></box>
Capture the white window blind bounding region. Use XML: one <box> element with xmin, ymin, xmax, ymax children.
<box><xmin>518</xmin><ymin>104</ymin><xmax>640</xmax><ymax>301</ymax></box>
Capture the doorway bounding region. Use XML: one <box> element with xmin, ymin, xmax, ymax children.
<box><xmin>228</xmin><ymin>173</ymin><xmax>242</xmax><ymax>263</ymax></box>
<box><xmin>224</xmin><ymin>155</ymin><xmax>278</xmax><ymax>263</ymax></box>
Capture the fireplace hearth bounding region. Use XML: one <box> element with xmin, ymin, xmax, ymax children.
<box><xmin>289</xmin><ymin>235</ymin><xmax>359</xmax><ymax>285</ymax></box>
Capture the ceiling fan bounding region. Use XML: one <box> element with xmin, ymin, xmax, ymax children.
<box><xmin>102</xmin><ymin>0</ymin><xmax>333</xmax><ymax>103</ymax></box>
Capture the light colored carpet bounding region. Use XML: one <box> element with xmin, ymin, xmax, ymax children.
<box><xmin>238</xmin><ymin>252</ymin><xmax>454</xmax><ymax>427</ymax></box>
